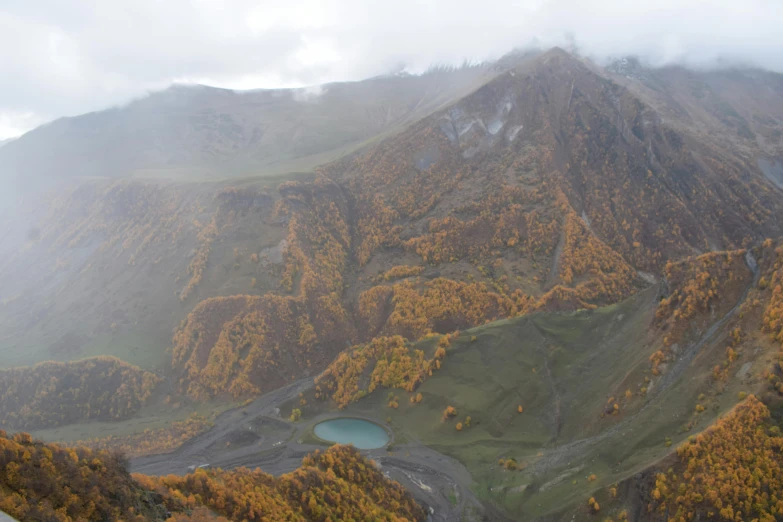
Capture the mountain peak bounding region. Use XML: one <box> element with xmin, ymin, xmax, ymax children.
<box><xmin>542</xmin><ymin>46</ymin><xmax>571</xmax><ymax>58</ymax></box>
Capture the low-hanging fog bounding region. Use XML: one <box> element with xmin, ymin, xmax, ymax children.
<box><xmin>1</xmin><ymin>0</ymin><xmax>782</xmax><ymax>139</ymax></box>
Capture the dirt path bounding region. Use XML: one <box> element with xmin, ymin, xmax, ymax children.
<box><xmin>130</xmin><ymin>378</ymin><xmax>486</xmax><ymax>521</ymax></box>
<box><xmin>131</xmin><ymin>378</ymin><xmax>312</xmax><ymax>475</ymax></box>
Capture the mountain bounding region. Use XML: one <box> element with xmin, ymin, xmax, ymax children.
<box><xmin>1</xmin><ymin>48</ymin><xmax>783</xmax><ymax>521</ymax></box>
<box><xmin>0</xmin><ymin>65</ymin><xmax>494</xmax><ymax>191</ymax></box>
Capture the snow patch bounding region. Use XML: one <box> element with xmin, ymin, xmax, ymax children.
<box><xmin>457</xmin><ymin>120</ymin><xmax>478</xmax><ymax>137</ymax></box>
<box><xmin>506</xmin><ymin>125</ymin><xmax>523</xmax><ymax>142</ymax></box>
<box><xmin>487</xmin><ymin>119</ymin><xmax>504</xmax><ymax>135</ymax></box>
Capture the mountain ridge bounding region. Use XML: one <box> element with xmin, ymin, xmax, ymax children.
<box><xmin>2</xmin><ymin>47</ymin><xmax>783</xmax><ymax>522</ymax></box>
<box><xmin>0</xmin><ymin>63</ymin><xmax>498</xmax><ymax>195</ymax></box>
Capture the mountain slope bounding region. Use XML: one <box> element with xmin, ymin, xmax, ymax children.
<box><xmin>3</xmin><ymin>49</ymin><xmax>783</xmax><ymax>402</ymax></box>
<box><xmin>2</xmin><ymin>47</ymin><xmax>783</xmax><ymax>521</ymax></box>
<box><xmin>294</xmin><ymin>243</ymin><xmax>781</xmax><ymax>520</ymax></box>
<box><xmin>0</xmin><ymin>66</ymin><xmax>494</xmax><ymax>192</ymax></box>
<box><xmin>326</xmin><ymin>48</ymin><xmax>783</xmax><ymax>273</ymax></box>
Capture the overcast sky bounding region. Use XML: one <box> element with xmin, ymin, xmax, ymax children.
<box><xmin>1</xmin><ymin>0</ymin><xmax>782</xmax><ymax>139</ymax></box>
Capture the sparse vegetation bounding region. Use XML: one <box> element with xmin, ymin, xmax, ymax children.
<box><xmin>71</xmin><ymin>414</ymin><xmax>214</xmax><ymax>458</ymax></box>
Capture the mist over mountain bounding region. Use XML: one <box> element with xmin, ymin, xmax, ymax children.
<box><xmin>1</xmin><ymin>44</ymin><xmax>783</xmax><ymax>522</ymax></box>
<box><xmin>3</xmin><ymin>0</ymin><xmax>783</xmax><ymax>142</ymax></box>
<box><xmin>0</xmin><ymin>64</ymin><xmax>494</xmax><ymax>190</ymax></box>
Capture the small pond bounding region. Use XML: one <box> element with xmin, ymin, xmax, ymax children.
<box><xmin>313</xmin><ymin>418</ymin><xmax>390</xmax><ymax>449</ymax></box>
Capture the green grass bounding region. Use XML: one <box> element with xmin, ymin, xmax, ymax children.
<box><xmin>78</xmin><ymin>330</ymin><xmax>170</xmax><ymax>370</ymax></box>
<box><xmin>295</xmin><ymin>284</ymin><xmax>757</xmax><ymax>519</ymax></box>
<box><xmin>28</xmin><ymin>397</ymin><xmax>234</xmax><ymax>444</ymax></box>
<box><xmin>0</xmin><ymin>325</ymin><xmax>172</xmax><ymax>371</ymax></box>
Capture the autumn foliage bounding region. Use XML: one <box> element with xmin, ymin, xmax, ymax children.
<box><xmin>376</xmin><ymin>265</ymin><xmax>425</xmax><ymax>282</ymax></box>
<box><xmin>316</xmin><ymin>336</ymin><xmax>445</xmax><ymax>408</ymax></box>
<box><xmin>0</xmin><ymin>431</ymin><xmax>425</xmax><ymax>522</ymax></box>
<box><xmin>360</xmin><ymin>277</ymin><xmax>529</xmax><ymax>340</ymax></box>
<box><xmin>168</xmin><ymin>87</ymin><xmax>759</xmax><ymax>407</ymax></box>
<box><xmin>171</xmin><ymin>178</ymin><xmax>356</xmax><ymax>400</ymax></box>
<box><xmin>0</xmin><ymin>357</ymin><xmax>160</xmax><ymax>429</ymax></box>
<box><xmin>649</xmin><ymin>395</ymin><xmax>783</xmax><ymax>521</ymax></box>
<box><xmin>0</xmin><ymin>430</ymin><xmax>165</xmax><ymax>521</ymax></box>
<box><xmin>761</xmin><ymin>241</ymin><xmax>783</xmax><ymax>350</ymax></box>
<box><xmin>180</xmin><ymin>216</ymin><xmax>218</xmax><ymax>301</ymax></box>
<box><xmin>137</xmin><ymin>445</ymin><xmax>425</xmax><ymax>522</ymax></box>
<box><xmin>756</xmin><ymin>240</ymin><xmax>783</xmax><ymax>395</ymax></box>
<box><xmin>656</xmin><ymin>250</ymin><xmax>751</xmax><ymax>347</ymax></box>
<box><xmin>71</xmin><ymin>414</ymin><xmax>213</xmax><ymax>458</ymax></box>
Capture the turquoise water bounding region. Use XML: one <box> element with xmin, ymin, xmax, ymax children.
<box><xmin>313</xmin><ymin>418</ymin><xmax>390</xmax><ymax>449</ymax></box>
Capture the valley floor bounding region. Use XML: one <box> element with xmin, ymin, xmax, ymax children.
<box><xmin>130</xmin><ymin>379</ymin><xmax>487</xmax><ymax>521</ymax></box>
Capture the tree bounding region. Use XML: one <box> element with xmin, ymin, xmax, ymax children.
<box><xmin>649</xmin><ymin>395</ymin><xmax>783</xmax><ymax>521</ymax></box>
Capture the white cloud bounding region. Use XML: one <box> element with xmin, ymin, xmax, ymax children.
<box><xmin>0</xmin><ymin>112</ymin><xmax>47</xmax><ymax>141</ymax></box>
<box><xmin>291</xmin><ymin>84</ymin><xmax>326</xmax><ymax>102</ymax></box>
<box><xmin>1</xmin><ymin>0</ymin><xmax>782</xmax><ymax>137</ymax></box>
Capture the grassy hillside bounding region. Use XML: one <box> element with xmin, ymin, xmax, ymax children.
<box><xmin>0</xmin><ymin>174</ymin><xmax>302</xmax><ymax>370</ymax></box>
<box><xmin>290</xmin><ymin>242</ymin><xmax>783</xmax><ymax>519</ymax></box>
<box><xmin>1</xmin><ymin>50</ymin><xmax>783</xmax><ymax>522</ymax></box>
